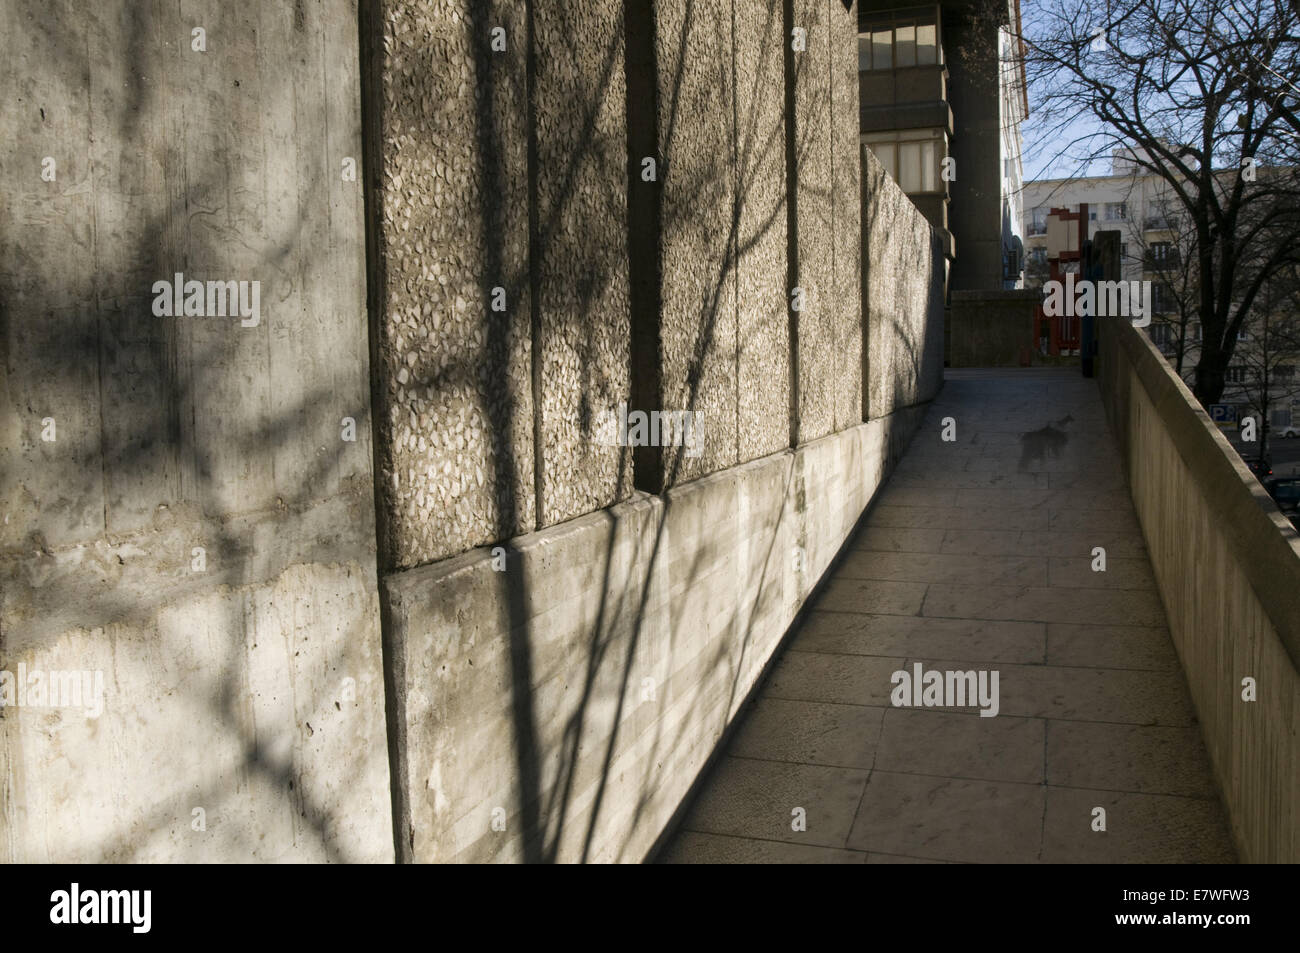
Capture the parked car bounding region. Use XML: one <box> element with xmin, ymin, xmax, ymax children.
<box><xmin>1265</xmin><ymin>477</ymin><xmax>1300</xmax><ymax>511</ymax></box>
<box><xmin>1247</xmin><ymin>457</ymin><xmax>1273</xmax><ymax>480</ymax></box>
<box><xmin>1279</xmin><ymin>425</ymin><xmax>1300</xmax><ymax>438</ymax></box>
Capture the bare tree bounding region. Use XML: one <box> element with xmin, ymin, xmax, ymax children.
<box><xmin>1233</xmin><ymin>265</ymin><xmax>1300</xmax><ymax>459</ymax></box>
<box><xmin>1023</xmin><ymin>0</ymin><xmax>1300</xmax><ymax>405</ymax></box>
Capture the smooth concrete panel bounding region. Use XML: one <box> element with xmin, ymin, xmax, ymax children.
<box><xmin>1</xmin><ymin>0</ymin><xmax>390</xmax><ymax>861</ymax></box>
<box><xmin>2</xmin><ymin>559</ymin><xmax>390</xmax><ymax>863</ymax></box>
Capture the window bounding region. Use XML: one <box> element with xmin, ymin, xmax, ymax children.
<box><xmin>1277</xmin><ymin>365</ymin><xmax>1296</xmax><ymax>379</ymax></box>
<box><xmin>1152</xmin><ymin>283</ymin><xmax>1175</xmax><ymax>314</ymax></box>
<box><xmin>1089</xmin><ymin>209</ymin><xmax>1097</xmax><ymax>221</ymax></box>
<box><xmin>864</xmin><ymin>130</ymin><xmax>944</xmax><ymax>194</ymax></box>
<box><xmin>1105</xmin><ymin>202</ymin><xmax>1128</xmax><ymax>221</ymax></box>
<box><xmin>1029</xmin><ymin>206</ymin><xmax>1048</xmax><ymax>235</ymax></box>
<box><xmin>899</xmin><ymin>141</ymin><xmax>922</xmax><ymax>192</ymax></box>
<box><xmin>917</xmin><ymin>23</ymin><xmax>937</xmax><ymax>64</ymax></box>
<box><xmin>1151</xmin><ymin>241</ymin><xmax>1173</xmax><ymax>263</ymax></box>
<box><xmin>895</xmin><ymin>24</ymin><xmax>916</xmax><ymax>67</ymax></box>
<box><xmin>860</xmin><ymin>17</ymin><xmax>940</xmax><ymax>71</ymax></box>
<box><xmin>1120</xmin><ymin>242</ymin><xmax>1128</xmax><ymax>260</ymax></box>
<box><xmin>1029</xmin><ymin>246</ymin><xmax>1048</xmax><ymax>265</ymax></box>
<box><xmin>1226</xmin><ymin>366</ymin><xmax>1246</xmax><ymax>384</ymax></box>
<box><xmin>872</xmin><ymin>28</ymin><xmax>892</xmax><ymax>69</ymax></box>
<box><xmin>1004</xmin><ymin>238</ymin><xmax>1024</xmax><ymax>280</ymax></box>
<box><xmin>869</xmin><ymin>141</ymin><xmax>898</xmax><ymax>181</ymax></box>
<box><xmin>1146</xmin><ymin>201</ymin><xmax>1173</xmax><ymax>228</ymax></box>
<box><xmin>1237</xmin><ymin>328</ymin><xmax>1251</xmax><ymax>342</ymax></box>
<box><xmin>1150</xmin><ymin>323</ymin><xmax>1172</xmax><ymax>346</ymax></box>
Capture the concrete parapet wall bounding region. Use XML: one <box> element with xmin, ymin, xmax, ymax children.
<box><xmin>861</xmin><ymin>147</ymin><xmax>945</xmax><ymax>418</ymax></box>
<box><xmin>947</xmin><ymin>289</ymin><xmax>1040</xmax><ymax>368</ymax></box>
<box><xmin>383</xmin><ymin>403</ymin><xmax>926</xmax><ymax>862</ymax></box>
<box><xmin>1098</xmin><ymin>316</ymin><xmax>1300</xmax><ymax>863</ymax></box>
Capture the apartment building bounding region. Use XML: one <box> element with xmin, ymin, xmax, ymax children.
<box><xmin>858</xmin><ymin>0</ymin><xmax>1028</xmax><ymax>292</ymax></box>
<box><xmin>1023</xmin><ymin>148</ymin><xmax>1300</xmax><ymax>437</ymax></box>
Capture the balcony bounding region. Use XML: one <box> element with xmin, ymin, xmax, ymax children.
<box><xmin>859</xmin><ymin>64</ymin><xmax>952</xmax><ymax>134</ymax></box>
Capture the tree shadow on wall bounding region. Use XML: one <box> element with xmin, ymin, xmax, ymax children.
<box><xmin>421</xmin><ymin>0</ymin><xmax>841</xmax><ymax>863</ymax></box>
<box><xmin>1</xmin><ymin>0</ymin><xmax>383</xmax><ymax>862</ymax></box>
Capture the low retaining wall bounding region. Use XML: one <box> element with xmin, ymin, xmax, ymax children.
<box><xmin>382</xmin><ymin>402</ymin><xmax>927</xmax><ymax>862</ymax></box>
<box><xmin>1098</xmin><ymin>316</ymin><xmax>1300</xmax><ymax>862</ymax></box>
<box><xmin>947</xmin><ymin>289</ymin><xmax>1040</xmax><ymax>367</ymax></box>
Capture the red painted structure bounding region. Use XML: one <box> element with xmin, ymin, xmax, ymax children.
<box><xmin>1034</xmin><ymin>204</ymin><xmax>1089</xmax><ymax>356</ymax></box>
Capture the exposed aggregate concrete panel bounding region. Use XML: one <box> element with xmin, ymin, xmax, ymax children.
<box><xmin>655</xmin><ymin>0</ymin><xmax>740</xmax><ymax>486</ymax></box>
<box><xmin>830</xmin><ymin>0</ymin><xmax>863</xmax><ymax>431</ymax></box>
<box><xmin>369</xmin><ymin>0</ymin><xmax>535</xmax><ymax>567</ymax></box>
<box><xmin>734</xmin><ymin>0</ymin><xmax>792</xmax><ymax>462</ymax></box>
<box><xmin>791</xmin><ymin>0</ymin><xmax>836</xmax><ymax>442</ymax></box>
<box><xmin>533</xmin><ymin>0</ymin><xmax>635</xmax><ymax>526</ymax></box>
<box><xmin>862</xmin><ymin>147</ymin><xmax>945</xmax><ymax>418</ymax></box>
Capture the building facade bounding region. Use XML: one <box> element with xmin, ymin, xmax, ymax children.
<box><xmin>858</xmin><ymin>0</ymin><xmax>1028</xmax><ymax>293</ymax></box>
<box><xmin>1023</xmin><ymin>149</ymin><xmax>1300</xmax><ymax>446</ymax></box>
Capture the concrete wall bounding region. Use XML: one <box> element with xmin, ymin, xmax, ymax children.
<box><xmin>862</xmin><ymin>146</ymin><xmax>945</xmax><ymax>417</ymax></box>
<box><xmin>1098</xmin><ymin>316</ymin><xmax>1300</xmax><ymax>862</ymax></box>
<box><xmin>1</xmin><ymin>0</ymin><xmax>391</xmax><ymax>861</ymax></box>
<box><xmin>377</xmin><ymin>0</ymin><xmax>950</xmax><ymax>863</ymax></box>
<box><xmin>1</xmin><ymin>0</ymin><xmax>948</xmax><ymax>864</ymax></box>
<box><xmin>947</xmin><ymin>289</ymin><xmax>1040</xmax><ymax>367</ymax></box>
<box><xmin>363</xmin><ymin>0</ymin><xmax>538</xmax><ymax>569</ymax></box>
<box><xmin>384</xmin><ymin>403</ymin><xmax>927</xmax><ymax>862</ymax></box>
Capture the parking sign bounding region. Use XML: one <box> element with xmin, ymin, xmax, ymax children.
<box><xmin>1209</xmin><ymin>404</ymin><xmax>1237</xmax><ymax>430</ymax></box>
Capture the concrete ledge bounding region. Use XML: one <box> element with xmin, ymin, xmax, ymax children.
<box><xmin>382</xmin><ymin>402</ymin><xmax>928</xmax><ymax>862</ymax></box>
<box><xmin>1098</xmin><ymin>316</ymin><xmax>1300</xmax><ymax>862</ymax></box>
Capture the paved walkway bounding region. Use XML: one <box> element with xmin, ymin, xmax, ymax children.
<box><xmin>660</xmin><ymin>368</ymin><xmax>1237</xmax><ymax>863</ymax></box>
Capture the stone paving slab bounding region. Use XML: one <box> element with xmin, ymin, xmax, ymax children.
<box><xmin>660</xmin><ymin>369</ymin><xmax>1237</xmax><ymax>864</ymax></box>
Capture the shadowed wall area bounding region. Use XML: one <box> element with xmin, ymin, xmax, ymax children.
<box><xmin>370</xmin><ymin>0</ymin><xmax>945</xmax><ymax>862</ymax></box>
<box><xmin>2</xmin><ymin>0</ymin><xmax>944</xmax><ymax>863</ymax></box>
<box><xmin>1</xmin><ymin>0</ymin><xmax>392</xmax><ymax>861</ymax></box>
